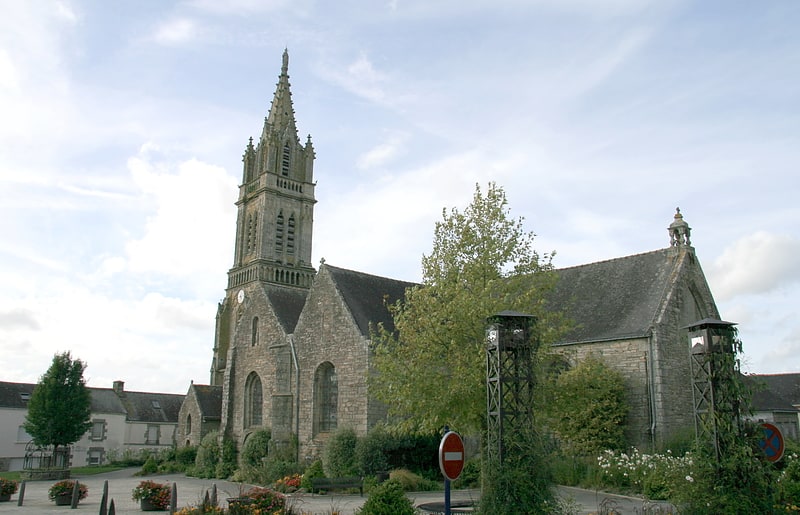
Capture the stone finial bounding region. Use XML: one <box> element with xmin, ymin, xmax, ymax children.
<box><xmin>281</xmin><ymin>48</ymin><xmax>289</xmax><ymax>76</ymax></box>
<box><xmin>669</xmin><ymin>207</ymin><xmax>692</xmax><ymax>247</ymax></box>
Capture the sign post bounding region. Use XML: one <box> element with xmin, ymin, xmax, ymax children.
<box><xmin>439</xmin><ymin>428</ymin><xmax>465</xmax><ymax>515</ymax></box>
<box><xmin>759</xmin><ymin>422</ymin><xmax>785</xmax><ymax>463</ymax></box>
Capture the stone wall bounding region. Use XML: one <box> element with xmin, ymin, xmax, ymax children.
<box><xmin>293</xmin><ymin>267</ymin><xmax>372</xmax><ymax>460</ymax></box>
<box><xmin>220</xmin><ymin>284</ymin><xmax>290</xmax><ymax>448</ymax></box>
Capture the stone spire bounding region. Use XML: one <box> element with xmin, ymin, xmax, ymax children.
<box><xmin>263</xmin><ymin>48</ymin><xmax>298</xmax><ymax>142</ymax></box>
<box><xmin>669</xmin><ymin>207</ymin><xmax>692</xmax><ymax>247</ymax></box>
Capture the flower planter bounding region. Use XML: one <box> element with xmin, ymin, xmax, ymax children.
<box><xmin>55</xmin><ymin>493</ymin><xmax>73</xmax><ymax>506</ymax></box>
<box><xmin>140</xmin><ymin>498</ymin><xmax>167</xmax><ymax>511</ymax></box>
<box><xmin>0</xmin><ymin>494</ymin><xmax>10</xmax><ymax>502</ymax></box>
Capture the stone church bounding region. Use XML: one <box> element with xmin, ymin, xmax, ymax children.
<box><xmin>177</xmin><ymin>51</ymin><xmax>721</xmax><ymax>457</ymax></box>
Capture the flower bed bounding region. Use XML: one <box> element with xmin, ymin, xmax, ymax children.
<box><xmin>48</xmin><ymin>480</ymin><xmax>88</xmax><ymax>503</ymax></box>
<box><xmin>132</xmin><ymin>480</ymin><xmax>172</xmax><ymax>511</ymax></box>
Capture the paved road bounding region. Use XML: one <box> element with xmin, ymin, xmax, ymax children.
<box><xmin>0</xmin><ymin>469</ymin><xmax>674</xmax><ymax>514</ymax></box>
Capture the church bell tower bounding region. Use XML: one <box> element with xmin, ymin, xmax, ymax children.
<box><xmin>210</xmin><ymin>50</ymin><xmax>316</xmax><ymax>386</ymax></box>
<box><xmin>230</xmin><ymin>49</ymin><xmax>317</xmax><ymax>290</ymax></box>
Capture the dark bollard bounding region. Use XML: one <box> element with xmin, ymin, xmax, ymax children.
<box><xmin>108</xmin><ymin>499</ymin><xmax>116</xmax><ymax>515</ymax></box>
<box><xmin>211</xmin><ymin>484</ymin><xmax>217</xmax><ymax>505</ymax></box>
<box><xmin>170</xmin><ymin>481</ymin><xmax>177</xmax><ymax>513</ymax></box>
<box><xmin>71</xmin><ymin>480</ymin><xmax>80</xmax><ymax>509</ymax></box>
<box><xmin>17</xmin><ymin>480</ymin><xmax>25</xmax><ymax>506</ymax></box>
<box><xmin>100</xmin><ymin>479</ymin><xmax>109</xmax><ymax>515</ymax></box>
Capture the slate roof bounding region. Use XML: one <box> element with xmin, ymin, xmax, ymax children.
<box><xmin>0</xmin><ymin>381</ymin><xmax>35</xmax><ymax>408</ymax></box>
<box><xmin>749</xmin><ymin>374</ymin><xmax>800</xmax><ymax>412</ymax></box>
<box><xmin>262</xmin><ymin>284</ymin><xmax>309</xmax><ymax>333</ymax></box>
<box><xmin>325</xmin><ymin>264</ymin><xmax>418</xmax><ymax>336</ymax></box>
<box><xmin>114</xmin><ymin>389</ymin><xmax>185</xmax><ymax>423</ymax></box>
<box><xmin>548</xmin><ymin>248</ymin><xmax>676</xmax><ymax>345</ymax></box>
<box><xmin>190</xmin><ymin>384</ymin><xmax>223</xmax><ymax>421</ymax></box>
<box><xmin>87</xmin><ymin>388</ymin><xmax>127</xmax><ymax>415</ymax></box>
<box><xmin>0</xmin><ymin>381</ymin><xmax>182</xmax><ymax>422</ymax></box>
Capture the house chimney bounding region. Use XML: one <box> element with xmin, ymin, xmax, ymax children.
<box><xmin>113</xmin><ymin>380</ymin><xmax>125</xmax><ymax>394</ymax></box>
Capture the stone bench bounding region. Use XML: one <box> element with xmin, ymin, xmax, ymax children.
<box><xmin>310</xmin><ymin>477</ymin><xmax>363</xmax><ymax>496</ymax></box>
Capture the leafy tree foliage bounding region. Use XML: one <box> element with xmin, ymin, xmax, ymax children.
<box><xmin>546</xmin><ymin>354</ymin><xmax>628</xmax><ymax>455</ymax></box>
<box><xmin>24</xmin><ymin>352</ymin><xmax>92</xmax><ymax>451</ymax></box>
<box><xmin>371</xmin><ymin>182</ymin><xmax>567</xmax><ymax>434</ymax></box>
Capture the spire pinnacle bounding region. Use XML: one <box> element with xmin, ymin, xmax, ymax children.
<box><xmin>669</xmin><ymin>207</ymin><xmax>692</xmax><ymax>247</ymax></box>
<box><xmin>281</xmin><ymin>48</ymin><xmax>289</xmax><ymax>76</ymax></box>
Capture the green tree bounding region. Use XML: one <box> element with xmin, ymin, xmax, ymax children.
<box><xmin>547</xmin><ymin>354</ymin><xmax>628</xmax><ymax>455</ymax></box>
<box><xmin>24</xmin><ymin>352</ymin><xmax>92</xmax><ymax>453</ymax></box>
<box><xmin>371</xmin><ymin>182</ymin><xmax>568</xmax><ymax>434</ymax></box>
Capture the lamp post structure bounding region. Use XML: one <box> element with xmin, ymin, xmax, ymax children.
<box><xmin>485</xmin><ymin>311</ymin><xmax>538</xmax><ymax>466</ymax></box>
<box><xmin>686</xmin><ymin>317</ymin><xmax>741</xmax><ymax>463</ymax></box>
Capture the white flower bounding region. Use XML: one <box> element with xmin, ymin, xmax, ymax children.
<box><xmin>685</xmin><ymin>475</ymin><xmax>694</xmax><ymax>483</ymax></box>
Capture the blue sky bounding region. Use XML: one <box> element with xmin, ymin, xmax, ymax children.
<box><xmin>1</xmin><ymin>0</ymin><xmax>798</xmax><ymax>393</ymax></box>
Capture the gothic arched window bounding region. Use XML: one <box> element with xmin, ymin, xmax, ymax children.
<box><xmin>251</xmin><ymin>317</ymin><xmax>259</xmax><ymax>346</ymax></box>
<box><xmin>314</xmin><ymin>362</ymin><xmax>337</xmax><ymax>434</ymax></box>
<box><xmin>244</xmin><ymin>372</ymin><xmax>263</xmax><ymax>428</ymax></box>
<box><xmin>185</xmin><ymin>414</ymin><xmax>192</xmax><ymax>436</ymax></box>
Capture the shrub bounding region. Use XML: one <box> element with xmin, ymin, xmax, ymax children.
<box><xmin>548</xmin><ymin>355</ymin><xmax>628</xmax><ymax>455</ymax></box>
<box><xmin>383</xmin><ymin>432</ymin><xmax>439</xmax><ymax>476</ymax></box>
<box><xmin>141</xmin><ymin>456</ymin><xmax>159</xmax><ymax>475</ymax></box>
<box><xmin>301</xmin><ymin>460</ymin><xmax>325</xmax><ymax>491</ymax></box>
<box><xmin>323</xmin><ymin>427</ymin><xmax>358</xmax><ymax>477</ymax></box>
<box><xmin>388</xmin><ymin>468</ymin><xmax>439</xmax><ymax>491</ymax></box>
<box><xmin>478</xmin><ymin>429</ymin><xmax>556</xmax><ymax>515</ymax></box>
<box><xmin>215</xmin><ymin>437</ymin><xmax>238</xmax><ymax>479</ymax></box>
<box><xmin>355</xmin><ymin>427</ymin><xmax>391</xmax><ymax>476</ymax></box>
<box><xmin>355</xmin><ymin>479</ymin><xmax>415</xmax><ymax>515</ymax></box>
<box><xmin>777</xmin><ymin>451</ymin><xmax>800</xmax><ymax>508</ymax></box>
<box><xmin>241</xmin><ymin>429</ymin><xmax>271</xmax><ymax>467</ymax></box>
<box><xmin>175</xmin><ymin>445</ymin><xmax>197</xmax><ymax>466</ymax></box>
<box><xmin>194</xmin><ymin>431</ymin><xmax>220</xmax><ymax>478</ymax></box>
<box><xmin>453</xmin><ymin>456</ymin><xmax>481</xmax><ymax>489</ymax></box>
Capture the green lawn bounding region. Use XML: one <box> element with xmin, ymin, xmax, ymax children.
<box><xmin>0</xmin><ymin>465</ymin><xmax>127</xmax><ymax>481</ymax></box>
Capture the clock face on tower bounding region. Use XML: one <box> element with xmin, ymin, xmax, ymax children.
<box><xmin>237</xmin><ymin>289</ymin><xmax>245</xmax><ymax>304</ymax></box>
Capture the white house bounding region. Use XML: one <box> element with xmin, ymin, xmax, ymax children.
<box><xmin>0</xmin><ymin>380</ymin><xmax>184</xmax><ymax>472</ymax></box>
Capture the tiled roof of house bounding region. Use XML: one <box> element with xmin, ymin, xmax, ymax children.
<box><xmin>548</xmin><ymin>248</ymin><xmax>677</xmax><ymax>345</ymax></box>
<box><xmin>325</xmin><ymin>264</ymin><xmax>417</xmax><ymax>336</ymax></box>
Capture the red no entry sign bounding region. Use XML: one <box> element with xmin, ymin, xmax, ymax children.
<box><xmin>759</xmin><ymin>422</ymin><xmax>785</xmax><ymax>463</ymax></box>
<box><xmin>439</xmin><ymin>431</ymin><xmax>465</xmax><ymax>481</ymax></box>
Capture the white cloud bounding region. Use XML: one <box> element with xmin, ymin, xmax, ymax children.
<box><xmin>708</xmin><ymin>232</ymin><xmax>800</xmax><ymax>301</ymax></box>
<box><xmin>356</xmin><ymin>133</ymin><xmax>408</xmax><ymax>170</ymax></box>
<box><xmin>124</xmin><ymin>150</ymin><xmax>238</xmax><ymax>283</ymax></box>
<box><xmin>152</xmin><ymin>18</ymin><xmax>198</xmax><ymax>45</ymax></box>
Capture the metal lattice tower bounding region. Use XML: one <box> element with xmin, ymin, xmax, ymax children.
<box><xmin>687</xmin><ymin>318</ymin><xmax>739</xmax><ymax>462</ymax></box>
<box><xmin>485</xmin><ymin>311</ymin><xmax>538</xmax><ymax>465</ymax></box>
